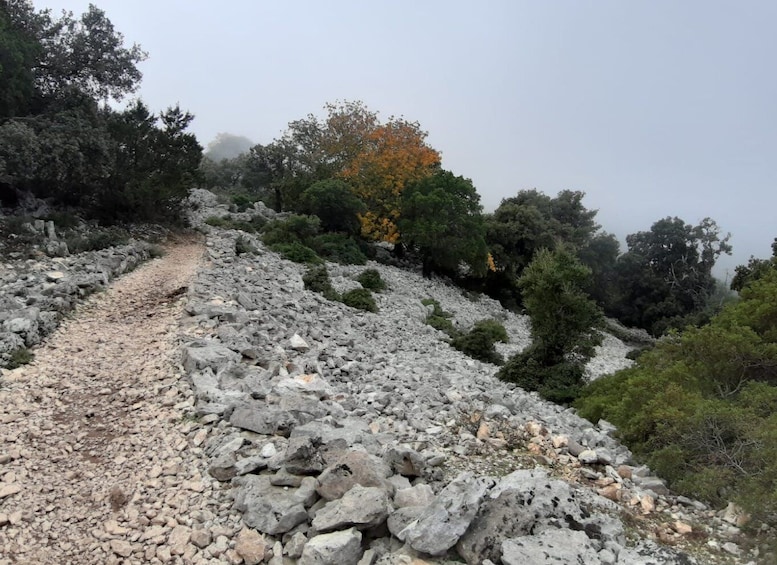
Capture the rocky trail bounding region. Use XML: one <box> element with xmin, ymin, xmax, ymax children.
<box><xmin>0</xmin><ymin>241</ymin><xmax>243</xmax><ymax>564</ymax></box>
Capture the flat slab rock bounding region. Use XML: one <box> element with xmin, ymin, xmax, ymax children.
<box><xmin>501</xmin><ymin>529</ymin><xmax>602</xmax><ymax>564</ymax></box>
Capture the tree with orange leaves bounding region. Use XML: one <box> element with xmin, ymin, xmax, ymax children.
<box><xmin>253</xmin><ymin>101</ymin><xmax>441</xmax><ymax>237</ymax></box>
<box><xmin>339</xmin><ymin>117</ymin><xmax>440</xmax><ymax>242</ymax></box>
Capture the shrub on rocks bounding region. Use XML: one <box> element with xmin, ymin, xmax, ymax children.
<box><xmin>269</xmin><ymin>242</ymin><xmax>322</xmax><ymax>264</ymax></box>
<box><xmin>205</xmin><ymin>215</ymin><xmax>266</xmax><ymax>233</ymax></box>
<box><xmin>231</xmin><ymin>193</ymin><xmax>256</xmax><ymax>212</ymax></box>
<box><xmin>421</xmin><ymin>298</ymin><xmax>456</xmax><ymax>336</ymax></box>
<box><xmin>310</xmin><ymin>233</ymin><xmax>367</xmax><ymax>265</ymax></box>
<box><xmin>498</xmin><ymin>248</ymin><xmax>602</xmax><ymax>404</ymax></box>
<box><xmin>261</xmin><ymin>215</ymin><xmax>320</xmax><ymax>246</ymax></box>
<box><xmin>341</xmin><ymin>288</ymin><xmax>378</xmax><ymax>313</ymax></box>
<box><xmin>471</xmin><ymin>318</ymin><xmax>508</xmax><ymax>344</ymax></box>
<box><xmin>303</xmin><ymin>266</ymin><xmax>340</xmax><ymax>301</ymax></box>
<box><xmin>356</xmin><ymin>269</ymin><xmax>386</xmax><ymax>292</ymax></box>
<box><xmin>499</xmin><ymin>348</ymin><xmax>585</xmax><ymax>403</ymax></box>
<box><xmin>65</xmin><ymin>227</ymin><xmax>130</xmax><ymax>253</ymax></box>
<box><xmin>451</xmin><ymin>319</ymin><xmax>508</xmax><ymax>365</ymax></box>
<box><xmin>6</xmin><ymin>347</ymin><xmax>34</xmax><ymax>369</ymax></box>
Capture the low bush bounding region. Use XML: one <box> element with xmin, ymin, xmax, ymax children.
<box><xmin>499</xmin><ymin>347</ymin><xmax>585</xmax><ymax>404</ymax></box>
<box><xmin>6</xmin><ymin>347</ymin><xmax>34</xmax><ymax>369</ymax></box>
<box><xmin>269</xmin><ymin>241</ymin><xmax>322</xmax><ymax>264</ymax></box>
<box><xmin>341</xmin><ymin>288</ymin><xmax>378</xmax><ymax>313</ymax></box>
<box><xmin>262</xmin><ymin>215</ymin><xmax>320</xmax><ymax>246</ymax></box>
<box><xmin>472</xmin><ymin>318</ymin><xmax>509</xmax><ymax>344</ymax></box>
<box><xmin>231</xmin><ymin>193</ymin><xmax>255</xmax><ymax>212</ymax></box>
<box><xmin>65</xmin><ymin>227</ymin><xmax>130</xmax><ymax>253</ymax></box>
<box><xmin>421</xmin><ymin>298</ymin><xmax>456</xmax><ymax>336</ymax></box>
<box><xmin>310</xmin><ymin>233</ymin><xmax>367</xmax><ymax>265</ymax></box>
<box><xmin>303</xmin><ymin>265</ymin><xmax>340</xmax><ymax>301</ymax></box>
<box><xmin>43</xmin><ymin>211</ymin><xmax>80</xmax><ymax>229</ymax></box>
<box><xmin>205</xmin><ymin>216</ymin><xmax>230</xmax><ymax>228</ymax></box>
<box><xmin>356</xmin><ymin>269</ymin><xmax>386</xmax><ymax>291</ymax></box>
<box><xmin>450</xmin><ymin>319</ymin><xmax>508</xmax><ymax>365</ymax></box>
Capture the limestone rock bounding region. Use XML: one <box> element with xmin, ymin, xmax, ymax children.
<box><xmin>299</xmin><ymin>528</ymin><xmax>363</xmax><ymax>565</ymax></box>
<box><xmin>394</xmin><ymin>484</ymin><xmax>435</xmax><ymax>508</ymax></box>
<box><xmin>182</xmin><ymin>340</ymin><xmax>240</xmax><ymax>373</ymax></box>
<box><xmin>230</xmin><ymin>404</ymin><xmax>299</xmax><ymax>437</ymax></box>
<box><xmin>316</xmin><ymin>450</ymin><xmax>393</xmax><ymax>501</ymax></box>
<box><xmin>110</xmin><ymin>539</ymin><xmax>134</xmax><ymax>558</ymax></box>
<box><xmin>290</xmin><ymin>333</ymin><xmax>310</xmax><ymax>351</ymax></box>
<box><xmin>501</xmin><ymin>529</ymin><xmax>601</xmax><ymax>564</ymax></box>
<box><xmin>383</xmin><ymin>446</ymin><xmax>426</xmax><ymax>477</ymax></box>
<box><xmin>233</xmin><ymin>475</ymin><xmax>310</xmax><ymax>535</ymax></box>
<box><xmin>457</xmin><ymin>469</ymin><xmax>587</xmax><ymax>564</ymax></box>
<box><xmin>399</xmin><ymin>471</ymin><xmax>492</xmax><ymax>556</ymax></box>
<box><xmin>311</xmin><ymin>485</ymin><xmax>391</xmax><ymax>532</ymax></box>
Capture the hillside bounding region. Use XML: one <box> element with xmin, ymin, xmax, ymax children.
<box><xmin>0</xmin><ymin>192</ymin><xmax>767</xmax><ymax>563</ymax></box>
<box><xmin>176</xmin><ymin>191</ymin><xmax>761</xmax><ymax>564</ymax></box>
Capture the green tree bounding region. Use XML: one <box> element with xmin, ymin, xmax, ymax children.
<box><xmin>299</xmin><ymin>179</ymin><xmax>365</xmax><ymax>235</ymax></box>
<box><xmin>0</xmin><ymin>1</ymin><xmax>41</xmax><ymax>118</ymax></box>
<box><xmin>483</xmin><ymin>189</ymin><xmax>602</xmax><ymax>309</ymax></box>
<box><xmin>101</xmin><ymin>101</ymin><xmax>201</xmax><ymax>222</ymax></box>
<box><xmin>498</xmin><ymin>247</ymin><xmax>603</xmax><ymax>403</ymax></box>
<box><xmin>198</xmin><ymin>153</ymin><xmax>249</xmax><ymax>190</ymax></box>
<box><xmin>612</xmin><ymin>216</ymin><xmax>731</xmax><ymax>335</ymax></box>
<box><xmin>731</xmin><ymin>237</ymin><xmax>777</xmax><ymax>292</ymax></box>
<box><xmin>244</xmin><ymin>140</ymin><xmax>303</xmax><ymax>211</ymax></box>
<box><xmin>576</xmin><ymin>269</ymin><xmax>777</xmax><ymax>522</ymax></box>
<box><xmin>398</xmin><ymin>169</ymin><xmax>488</xmax><ymax>278</ymax></box>
<box><xmin>578</xmin><ymin>231</ymin><xmax>621</xmax><ymax>310</ymax></box>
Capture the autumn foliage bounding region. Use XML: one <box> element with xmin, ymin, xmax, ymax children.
<box><xmin>339</xmin><ymin>119</ymin><xmax>441</xmax><ymax>241</ymax></box>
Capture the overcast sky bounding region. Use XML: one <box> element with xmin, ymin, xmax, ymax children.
<box><xmin>36</xmin><ymin>0</ymin><xmax>777</xmax><ymax>277</ymax></box>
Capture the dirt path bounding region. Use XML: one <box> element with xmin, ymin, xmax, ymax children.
<box><xmin>0</xmin><ymin>241</ymin><xmax>237</xmax><ymax>564</ymax></box>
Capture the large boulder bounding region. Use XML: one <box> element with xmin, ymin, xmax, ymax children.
<box><xmin>316</xmin><ymin>450</ymin><xmax>394</xmax><ymax>501</ymax></box>
<box><xmin>456</xmin><ymin>469</ymin><xmax>588</xmax><ymax>564</ymax></box>
<box><xmin>229</xmin><ymin>404</ymin><xmax>299</xmax><ymax>437</ymax></box>
<box><xmin>182</xmin><ymin>340</ymin><xmax>240</xmax><ymax>373</ymax></box>
<box><xmin>311</xmin><ymin>485</ymin><xmax>392</xmax><ymax>532</ymax></box>
<box><xmin>398</xmin><ymin>471</ymin><xmax>493</xmax><ymax>556</ymax></box>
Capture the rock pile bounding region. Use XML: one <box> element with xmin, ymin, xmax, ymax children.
<box><xmin>0</xmin><ymin>240</ymin><xmax>154</xmax><ymax>366</ymax></box>
<box><xmin>180</xmin><ymin>222</ymin><xmax>758</xmax><ymax>564</ymax></box>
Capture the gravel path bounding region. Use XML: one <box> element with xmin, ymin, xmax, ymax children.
<box><xmin>0</xmin><ymin>241</ymin><xmax>238</xmax><ymax>564</ymax></box>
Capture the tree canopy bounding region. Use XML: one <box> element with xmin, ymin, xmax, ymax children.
<box><xmin>0</xmin><ymin>1</ymin><xmax>200</xmax><ymax>221</ymax></box>
<box><xmin>232</xmin><ymin>101</ymin><xmax>441</xmax><ymax>240</ymax></box>
<box><xmin>398</xmin><ymin>169</ymin><xmax>488</xmax><ymax>278</ymax></box>
<box><xmin>611</xmin><ymin>217</ymin><xmax>731</xmax><ymax>335</ymax></box>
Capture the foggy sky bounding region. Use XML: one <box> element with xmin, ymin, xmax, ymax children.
<box><xmin>34</xmin><ymin>0</ymin><xmax>777</xmax><ymax>277</ymax></box>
